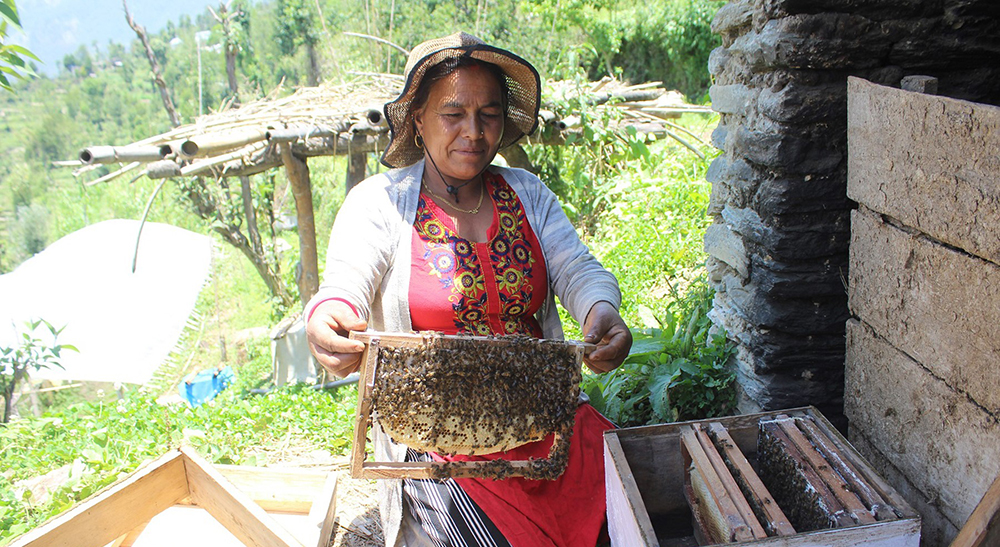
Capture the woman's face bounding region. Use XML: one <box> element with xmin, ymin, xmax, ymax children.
<box><xmin>413</xmin><ymin>65</ymin><xmax>505</xmax><ymax>183</ymax></box>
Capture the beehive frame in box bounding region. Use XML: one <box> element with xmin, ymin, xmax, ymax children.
<box><xmin>348</xmin><ymin>331</ymin><xmax>594</xmax><ymax>480</ymax></box>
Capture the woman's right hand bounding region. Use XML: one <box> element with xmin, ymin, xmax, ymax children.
<box><xmin>306</xmin><ymin>300</ymin><xmax>369</xmax><ymax>377</ymax></box>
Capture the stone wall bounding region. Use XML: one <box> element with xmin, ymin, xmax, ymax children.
<box><xmin>705</xmin><ymin>0</ymin><xmax>1000</xmax><ymax>418</ymax></box>
<box><xmin>845</xmin><ymin>78</ymin><xmax>1000</xmax><ymax>546</ymax></box>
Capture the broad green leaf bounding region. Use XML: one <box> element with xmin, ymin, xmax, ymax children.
<box><xmin>5</xmin><ymin>44</ymin><xmax>39</xmax><ymax>62</ymax></box>
<box><xmin>0</xmin><ymin>2</ymin><xmax>19</xmax><ymax>26</ymax></box>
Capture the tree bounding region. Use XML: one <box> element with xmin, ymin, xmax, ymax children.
<box><xmin>0</xmin><ymin>0</ymin><xmax>39</xmax><ymax>91</ymax></box>
<box><xmin>1</xmin><ymin>319</ymin><xmax>76</xmax><ymax>423</ymax></box>
<box><xmin>275</xmin><ymin>0</ymin><xmax>321</xmax><ymax>86</ymax></box>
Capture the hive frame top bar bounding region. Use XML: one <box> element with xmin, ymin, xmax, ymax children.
<box><xmin>350</xmin><ymin>330</ymin><xmax>597</xmax><ymax>355</ymax></box>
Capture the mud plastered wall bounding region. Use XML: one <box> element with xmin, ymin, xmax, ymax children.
<box><xmin>706</xmin><ymin>0</ymin><xmax>1000</xmax><ymax>419</ymax></box>
<box><xmin>845</xmin><ymin>78</ymin><xmax>1000</xmax><ymax>546</ymax></box>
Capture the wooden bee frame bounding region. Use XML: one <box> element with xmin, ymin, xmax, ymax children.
<box><xmin>348</xmin><ymin>331</ymin><xmax>593</xmax><ymax>480</ymax></box>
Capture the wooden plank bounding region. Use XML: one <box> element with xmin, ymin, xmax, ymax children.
<box><xmin>179</xmin><ymin>465</ymin><xmax>330</xmax><ymax>513</ymax></box>
<box><xmin>12</xmin><ymin>451</ymin><xmax>189</xmax><ymax>547</ymax></box>
<box><xmin>950</xmin><ymin>472</ymin><xmax>1000</xmax><ymax>547</ymax></box>
<box><xmin>349</xmin><ymin>336</ymin><xmax>379</xmax><ymax>478</ymax></box>
<box><xmin>742</xmin><ymin>518</ymin><xmax>921</xmax><ymax>547</ymax></box>
<box><xmin>180</xmin><ymin>447</ymin><xmax>303</xmax><ymax>547</ymax></box>
<box><xmin>349</xmin><ymin>330</ymin><xmax>595</xmax><ymax>353</ymax></box>
<box><xmin>707</xmin><ymin>422</ymin><xmax>796</xmax><ymax>537</ymax></box>
<box><xmin>604</xmin><ymin>432</ymin><xmax>658</xmax><ymax>547</ymax></box>
<box><xmin>694</xmin><ymin>426</ymin><xmax>768</xmax><ymax>539</ymax></box>
<box><xmin>795</xmin><ymin>417</ymin><xmax>893</xmax><ymax>521</ymax></box>
<box><xmin>680</xmin><ymin>426</ymin><xmax>754</xmax><ymax>542</ymax></box>
<box><xmin>309</xmin><ymin>473</ymin><xmax>339</xmax><ymax>547</ymax></box>
<box><xmin>360</xmin><ymin>459</ymin><xmax>540</xmax><ymax>480</ymax></box>
<box><xmin>759</xmin><ymin>420</ymin><xmax>854</xmax><ymax>529</ymax></box>
<box><xmin>111</xmin><ymin>521</ymin><xmax>149</xmax><ymax>547</ymax></box>
<box><xmin>775</xmin><ymin>418</ymin><xmax>876</xmax><ymax>526</ymax></box>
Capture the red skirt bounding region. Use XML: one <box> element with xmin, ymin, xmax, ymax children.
<box><xmin>431</xmin><ymin>404</ymin><xmax>615</xmax><ymax>547</ymax></box>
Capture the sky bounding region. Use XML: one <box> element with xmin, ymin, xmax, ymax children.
<box><xmin>9</xmin><ymin>0</ymin><xmax>227</xmax><ymax>75</ymax></box>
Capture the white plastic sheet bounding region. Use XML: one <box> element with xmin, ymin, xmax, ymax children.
<box><xmin>0</xmin><ymin>219</ymin><xmax>212</xmax><ymax>385</ymax></box>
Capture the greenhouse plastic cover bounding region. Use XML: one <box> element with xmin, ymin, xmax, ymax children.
<box><xmin>0</xmin><ymin>219</ymin><xmax>212</xmax><ymax>385</ymax></box>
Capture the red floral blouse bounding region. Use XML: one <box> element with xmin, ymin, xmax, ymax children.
<box><xmin>408</xmin><ymin>171</ymin><xmax>547</xmax><ymax>336</ymax></box>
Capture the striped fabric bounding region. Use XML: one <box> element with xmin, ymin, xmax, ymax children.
<box><xmin>403</xmin><ymin>449</ymin><xmax>512</xmax><ymax>547</ymax></box>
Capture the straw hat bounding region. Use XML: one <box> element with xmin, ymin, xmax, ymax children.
<box><xmin>381</xmin><ymin>32</ymin><xmax>541</xmax><ymax>168</ymax></box>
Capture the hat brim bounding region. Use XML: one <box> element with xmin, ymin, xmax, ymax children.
<box><xmin>380</xmin><ymin>44</ymin><xmax>540</xmax><ymax>169</ymax></box>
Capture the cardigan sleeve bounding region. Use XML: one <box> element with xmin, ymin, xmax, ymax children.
<box><xmin>509</xmin><ymin>169</ymin><xmax>622</xmax><ymax>323</ymax></box>
<box><xmin>304</xmin><ymin>175</ymin><xmax>396</xmax><ymax>322</ymax></box>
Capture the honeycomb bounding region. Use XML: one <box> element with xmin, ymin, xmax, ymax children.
<box><xmin>371</xmin><ymin>333</ymin><xmax>583</xmax><ymax>467</ymax></box>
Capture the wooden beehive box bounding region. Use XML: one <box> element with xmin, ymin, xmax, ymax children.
<box><xmin>604</xmin><ymin>407</ymin><xmax>921</xmax><ymax>547</ymax></box>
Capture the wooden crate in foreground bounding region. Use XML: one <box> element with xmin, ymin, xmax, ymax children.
<box><xmin>11</xmin><ymin>447</ymin><xmax>338</xmax><ymax>547</ymax></box>
<box><xmin>605</xmin><ymin>407</ymin><xmax>921</xmax><ymax>547</ymax></box>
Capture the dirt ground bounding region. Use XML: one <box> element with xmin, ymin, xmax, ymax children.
<box><xmin>268</xmin><ymin>448</ymin><xmax>383</xmax><ymax>547</ymax></box>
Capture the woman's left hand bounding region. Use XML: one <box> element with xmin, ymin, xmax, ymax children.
<box><xmin>581</xmin><ymin>301</ymin><xmax>632</xmax><ymax>373</ymax></box>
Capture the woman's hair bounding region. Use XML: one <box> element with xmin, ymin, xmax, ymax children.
<box><xmin>411</xmin><ymin>56</ymin><xmax>510</xmax><ymax>116</ymax></box>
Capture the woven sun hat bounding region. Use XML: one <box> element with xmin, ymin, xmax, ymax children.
<box><xmin>380</xmin><ymin>31</ymin><xmax>541</xmax><ymax>168</ymax></box>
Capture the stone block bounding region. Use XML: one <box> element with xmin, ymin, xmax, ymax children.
<box><xmin>845</xmin><ymin>318</ymin><xmax>1000</xmax><ymax>532</ymax></box>
<box><xmin>899</xmin><ymin>74</ymin><xmax>938</xmax><ymax>94</ymax></box>
<box><xmin>715</xmin><ymin>273</ymin><xmax>849</xmax><ymax>335</ymax></box>
<box><xmin>745</xmin><ymin>327</ymin><xmax>847</xmax><ymax>370</ymax></box>
<box><xmin>753</xmin><ymin>171</ymin><xmax>851</xmax><ymax>215</ymax></box>
<box><xmin>848</xmin><ymin>430</ymin><xmax>959</xmax><ymax>547</ymax></box>
<box><xmin>721</xmin><ymin>205</ymin><xmax>771</xmax><ymax>244</ymax></box>
<box><xmin>710</xmin><ymin>124</ymin><xmax>729</xmax><ymax>151</ymax></box>
<box><xmin>704</xmin><ymin>222</ymin><xmax>749</xmax><ymax>278</ymax></box>
<box><xmin>761</xmin><ymin>209</ymin><xmax>852</xmax><ymax>260</ymax></box>
<box><xmin>752</xmin><ymin>253</ymin><xmax>848</xmax><ymax>298</ymax></box>
<box><xmin>761</xmin><ymin>0</ymin><xmax>935</xmax><ymax>20</ymax></box>
<box><xmin>709</xmin><ymin>83</ymin><xmax>752</xmax><ymax>115</ymax></box>
<box><xmin>731</xmin><ymin>125</ymin><xmax>843</xmax><ymax>174</ymax></box>
<box><xmin>732</xmin><ymin>14</ymin><xmax>888</xmax><ymax>71</ymax></box>
<box><xmin>711</xmin><ymin>0</ymin><xmax>753</xmax><ymax>37</ymax></box>
<box><xmin>887</xmin><ymin>16</ymin><xmax>1000</xmax><ymax>69</ymax></box>
<box><xmin>708</xmin><ymin>46</ymin><xmax>732</xmax><ymax>79</ymax></box>
<box><xmin>847</xmin><ymin>78</ymin><xmax>1000</xmax><ymax>264</ymax></box>
<box><xmin>757</xmin><ymin>81</ymin><xmax>847</xmax><ymax>123</ymax></box>
<box><xmin>710</xmin><ymin>290</ymin><xmax>847</xmax><ymax>370</ymax></box>
<box><xmin>707</xmin><ymin>155</ymin><xmax>762</xmax><ymax>209</ymax></box>
<box><xmin>849</xmin><ymin>207</ymin><xmax>1000</xmax><ymax>415</ymax></box>
<box><xmin>732</xmin><ymin>345</ymin><xmax>845</xmax><ymax>410</ymax></box>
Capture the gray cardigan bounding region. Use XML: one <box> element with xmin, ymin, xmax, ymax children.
<box><xmin>305</xmin><ymin>159</ymin><xmax>621</xmax><ymax>546</ymax></box>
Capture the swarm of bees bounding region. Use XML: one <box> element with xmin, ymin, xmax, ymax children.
<box><xmin>371</xmin><ymin>333</ymin><xmax>583</xmax><ymax>479</ymax></box>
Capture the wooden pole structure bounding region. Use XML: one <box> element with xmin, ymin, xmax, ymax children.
<box><xmin>346</xmin><ymin>152</ymin><xmax>367</xmax><ymax>194</ymax></box>
<box><xmin>279</xmin><ymin>144</ymin><xmax>320</xmax><ymax>304</ymax></box>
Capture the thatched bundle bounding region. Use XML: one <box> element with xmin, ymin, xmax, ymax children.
<box><xmin>62</xmin><ymin>75</ymin><xmax>709</xmax><ymax>185</ymax></box>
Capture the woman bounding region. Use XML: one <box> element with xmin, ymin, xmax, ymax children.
<box><xmin>306</xmin><ymin>32</ymin><xmax>632</xmax><ymax>547</ymax></box>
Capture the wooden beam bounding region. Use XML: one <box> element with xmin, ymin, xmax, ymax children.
<box><xmin>179</xmin><ymin>465</ymin><xmax>333</xmax><ymax>513</ymax></box>
<box><xmin>309</xmin><ymin>473</ymin><xmax>340</xmax><ymax>547</ymax></box>
<box><xmin>693</xmin><ymin>426</ymin><xmax>767</xmax><ymax>539</ymax></box>
<box><xmin>796</xmin><ymin>417</ymin><xmax>894</xmax><ymax>521</ymax></box>
<box><xmin>706</xmin><ymin>422</ymin><xmax>796</xmax><ymax>537</ymax></box>
<box><xmin>279</xmin><ymin>143</ymin><xmax>319</xmax><ymax>303</ymax></box>
<box><xmin>11</xmin><ymin>451</ymin><xmax>189</xmax><ymax>547</ymax></box>
<box><xmin>346</xmin><ymin>150</ymin><xmax>367</xmax><ymax>194</ymax></box>
<box><xmin>680</xmin><ymin>426</ymin><xmax>754</xmax><ymax>542</ymax></box>
<box><xmin>180</xmin><ymin>447</ymin><xmax>304</xmax><ymax>547</ymax></box>
<box><xmin>950</xmin><ymin>472</ymin><xmax>1000</xmax><ymax>547</ymax></box>
<box><xmin>776</xmin><ymin>418</ymin><xmax>875</xmax><ymax>525</ymax></box>
<box><xmin>350</xmin><ymin>336</ymin><xmax>379</xmax><ymax>478</ymax></box>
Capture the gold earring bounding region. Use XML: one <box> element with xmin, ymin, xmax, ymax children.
<box><xmin>414</xmin><ymin>134</ymin><xmax>424</xmax><ymax>149</ymax></box>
